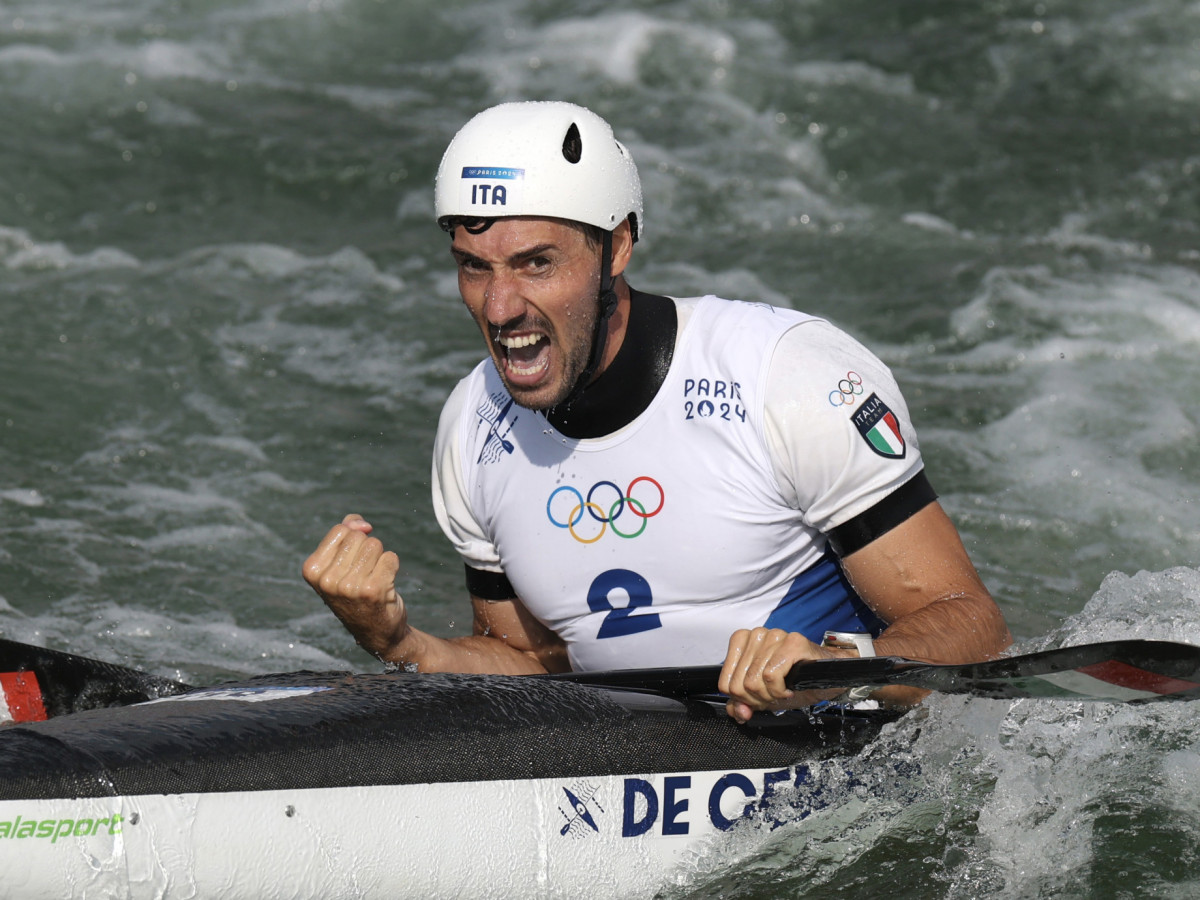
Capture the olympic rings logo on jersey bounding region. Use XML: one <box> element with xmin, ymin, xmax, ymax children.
<box><xmin>828</xmin><ymin>371</ymin><xmax>865</xmax><ymax>407</ymax></box>
<box><xmin>546</xmin><ymin>477</ymin><xmax>665</xmax><ymax>544</ymax></box>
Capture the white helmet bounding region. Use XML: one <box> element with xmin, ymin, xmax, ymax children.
<box><xmin>435</xmin><ymin>101</ymin><xmax>642</xmax><ymax>241</ymax></box>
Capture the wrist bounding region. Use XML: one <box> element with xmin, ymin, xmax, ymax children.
<box><xmin>821</xmin><ymin>631</ymin><xmax>875</xmax><ymax>658</ymax></box>
<box><xmin>368</xmin><ymin>622</ymin><xmax>417</xmax><ymax>665</ymax></box>
<box><xmin>821</xmin><ymin>631</ymin><xmax>877</xmax><ymax>703</ymax></box>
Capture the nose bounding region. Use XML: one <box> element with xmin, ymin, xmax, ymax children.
<box><xmin>482</xmin><ymin>269</ymin><xmax>527</xmax><ymax>327</ymax></box>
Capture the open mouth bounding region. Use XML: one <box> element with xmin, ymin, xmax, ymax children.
<box><xmin>497</xmin><ymin>333</ymin><xmax>550</xmax><ymax>379</ymax></box>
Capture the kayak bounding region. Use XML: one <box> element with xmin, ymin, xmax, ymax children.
<box><xmin>0</xmin><ymin>668</ymin><xmax>898</xmax><ymax>900</ymax></box>
<box><xmin>6</xmin><ymin>635</ymin><xmax>1198</xmax><ymax>898</ymax></box>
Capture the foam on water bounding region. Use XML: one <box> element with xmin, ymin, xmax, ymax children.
<box><xmin>0</xmin><ymin>596</ymin><xmax>350</xmax><ymax>683</ymax></box>
<box><xmin>0</xmin><ymin>225</ymin><xmax>140</xmax><ymax>271</ymax></box>
<box><xmin>0</xmin><ymin>221</ymin><xmax>459</xmax><ymax>671</ymax></box>
<box><xmin>938</xmin><ymin>568</ymin><xmax>1200</xmax><ymax>898</ymax></box>
<box><xmin>911</xmin><ymin>255</ymin><xmax>1200</xmax><ymax>630</ymax></box>
<box><xmin>663</xmin><ymin>567</ymin><xmax>1200</xmax><ymax>899</ymax></box>
<box><xmin>468</xmin><ymin>11</ymin><xmax>739</xmax><ymax>92</ymax></box>
<box><xmin>3</xmin><ymin>2</ymin><xmax>1200</xmax><ymax>894</ymax></box>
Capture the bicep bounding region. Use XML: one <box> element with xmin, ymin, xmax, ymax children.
<box><xmin>471</xmin><ymin>594</ymin><xmax>571</xmax><ymax>674</ymax></box>
<box><xmin>838</xmin><ymin>501</ymin><xmax>1011</xmax><ymax>662</ymax></box>
<box><xmin>840</xmin><ymin>501</ymin><xmax>987</xmax><ymax>622</ymax></box>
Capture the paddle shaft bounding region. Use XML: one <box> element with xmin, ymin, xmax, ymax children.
<box><xmin>551</xmin><ymin>639</ymin><xmax>1200</xmax><ymax>704</ymax></box>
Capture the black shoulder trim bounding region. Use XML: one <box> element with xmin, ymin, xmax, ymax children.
<box><xmin>465</xmin><ymin>565</ymin><xmax>518</xmax><ymax>600</ymax></box>
<box><xmin>826</xmin><ymin>471</ymin><xmax>938</xmax><ymax>558</ymax></box>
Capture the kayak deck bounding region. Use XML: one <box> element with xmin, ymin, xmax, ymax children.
<box><xmin>0</xmin><ymin>670</ymin><xmax>899</xmax><ymax>800</ymax></box>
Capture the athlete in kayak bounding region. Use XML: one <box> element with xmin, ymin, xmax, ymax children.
<box><xmin>303</xmin><ymin>101</ymin><xmax>1011</xmax><ymax>722</ymax></box>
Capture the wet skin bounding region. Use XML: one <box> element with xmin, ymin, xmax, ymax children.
<box><xmin>450</xmin><ymin>217</ymin><xmax>632</xmax><ymax>411</ymax></box>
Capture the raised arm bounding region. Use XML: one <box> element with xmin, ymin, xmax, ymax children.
<box><xmin>303</xmin><ymin>514</ymin><xmax>567</xmax><ymax>675</ymax></box>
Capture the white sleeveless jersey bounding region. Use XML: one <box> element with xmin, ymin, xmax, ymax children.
<box><xmin>433</xmin><ymin>296</ymin><xmax>924</xmax><ymax>670</ymax></box>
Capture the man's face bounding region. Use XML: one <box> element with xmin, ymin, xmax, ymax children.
<box><xmin>451</xmin><ymin>217</ymin><xmax>602</xmax><ymax>411</ymax></box>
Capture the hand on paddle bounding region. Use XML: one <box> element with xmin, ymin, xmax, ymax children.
<box><xmin>303</xmin><ymin>514</ymin><xmax>410</xmax><ymax>660</ymax></box>
<box><xmin>719</xmin><ymin>627</ymin><xmax>857</xmax><ymax>723</ymax></box>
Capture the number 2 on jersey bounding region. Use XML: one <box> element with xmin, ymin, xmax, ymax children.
<box><xmin>587</xmin><ymin>569</ymin><xmax>662</xmax><ymax>639</ymax></box>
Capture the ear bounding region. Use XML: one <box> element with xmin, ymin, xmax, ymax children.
<box><xmin>609</xmin><ymin>218</ymin><xmax>634</xmax><ymax>279</ymax></box>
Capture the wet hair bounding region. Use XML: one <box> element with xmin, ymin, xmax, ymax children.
<box><xmin>439</xmin><ymin>216</ymin><xmax>607</xmax><ymax>249</ymax></box>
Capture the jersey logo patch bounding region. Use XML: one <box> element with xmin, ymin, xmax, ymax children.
<box><xmin>476</xmin><ymin>391</ymin><xmax>518</xmax><ymax>464</ymax></box>
<box><xmin>851</xmin><ymin>393</ymin><xmax>906</xmax><ymax>459</ymax></box>
<box><xmin>546</xmin><ymin>477</ymin><xmax>665</xmax><ymax>543</ymax></box>
<box><xmin>828</xmin><ymin>371</ymin><xmax>865</xmax><ymax>407</ymax></box>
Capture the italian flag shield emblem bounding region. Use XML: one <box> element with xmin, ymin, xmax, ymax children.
<box><xmin>851</xmin><ymin>393</ymin><xmax>907</xmax><ymax>459</ymax></box>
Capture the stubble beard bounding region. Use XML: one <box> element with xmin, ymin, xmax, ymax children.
<box><xmin>490</xmin><ymin>296</ymin><xmax>598</xmax><ymax>412</ymax></box>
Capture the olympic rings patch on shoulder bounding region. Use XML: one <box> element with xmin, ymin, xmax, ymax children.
<box><xmin>828</xmin><ymin>371</ymin><xmax>865</xmax><ymax>407</ymax></box>
<box><xmin>546</xmin><ymin>476</ymin><xmax>665</xmax><ymax>544</ymax></box>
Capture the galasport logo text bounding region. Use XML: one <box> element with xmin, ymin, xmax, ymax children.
<box><xmin>0</xmin><ymin>812</ymin><xmax>126</xmax><ymax>842</ymax></box>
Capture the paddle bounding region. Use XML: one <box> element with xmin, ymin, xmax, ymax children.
<box><xmin>5</xmin><ymin>637</ymin><xmax>1200</xmax><ymax>723</ymax></box>
<box><xmin>0</xmin><ymin>637</ymin><xmax>189</xmax><ymax>721</ymax></box>
<box><xmin>553</xmin><ymin>639</ymin><xmax>1200</xmax><ymax>704</ymax></box>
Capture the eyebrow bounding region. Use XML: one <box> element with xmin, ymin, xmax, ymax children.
<box><xmin>450</xmin><ymin>243</ymin><xmax>559</xmax><ymax>267</ymax></box>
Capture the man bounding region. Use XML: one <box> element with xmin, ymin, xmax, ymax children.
<box><xmin>304</xmin><ymin>101</ymin><xmax>1011</xmax><ymax>722</ymax></box>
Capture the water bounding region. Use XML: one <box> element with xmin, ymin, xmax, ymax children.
<box><xmin>1</xmin><ymin>0</ymin><xmax>1199</xmax><ymax>895</ymax></box>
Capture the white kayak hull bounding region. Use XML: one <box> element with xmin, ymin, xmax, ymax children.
<box><xmin>0</xmin><ymin>670</ymin><xmax>895</xmax><ymax>898</ymax></box>
<box><xmin>0</xmin><ymin>762</ymin><xmax>829</xmax><ymax>899</ymax></box>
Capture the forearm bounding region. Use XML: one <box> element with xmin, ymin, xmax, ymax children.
<box><xmin>719</xmin><ymin>586</ymin><xmax>1011</xmax><ymax>720</ymax></box>
<box><xmin>377</xmin><ymin>626</ymin><xmax>553</xmax><ymax>676</ymax></box>
<box><xmin>874</xmin><ymin>590</ymin><xmax>1012</xmax><ymax>664</ymax></box>
<box><xmin>868</xmin><ymin>590</ymin><xmax>1012</xmax><ymax>709</ymax></box>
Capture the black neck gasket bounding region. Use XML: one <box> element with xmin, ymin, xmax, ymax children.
<box><xmin>545</xmin><ymin>289</ymin><xmax>677</xmax><ymax>439</ymax></box>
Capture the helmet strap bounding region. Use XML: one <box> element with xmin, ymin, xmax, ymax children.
<box><xmin>558</xmin><ymin>230</ymin><xmax>617</xmax><ymax>409</ymax></box>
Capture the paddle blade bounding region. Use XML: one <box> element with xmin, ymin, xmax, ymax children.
<box><xmin>899</xmin><ymin>640</ymin><xmax>1200</xmax><ymax>702</ymax></box>
<box><xmin>0</xmin><ymin>638</ymin><xmax>190</xmax><ymax>719</ymax></box>
<box><xmin>0</xmin><ymin>670</ymin><xmax>49</xmax><ymax>723</ymax></box>
<box><xmin>785</xmin><ymin>639</ymin><xmax>1200</xmax><ymax>703</ymax></box>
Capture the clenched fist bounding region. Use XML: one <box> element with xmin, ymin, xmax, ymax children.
<box><xmin>303</xmin><ymin>514</ymin><xmax>409</xmax><ymax>660</ymax></box>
